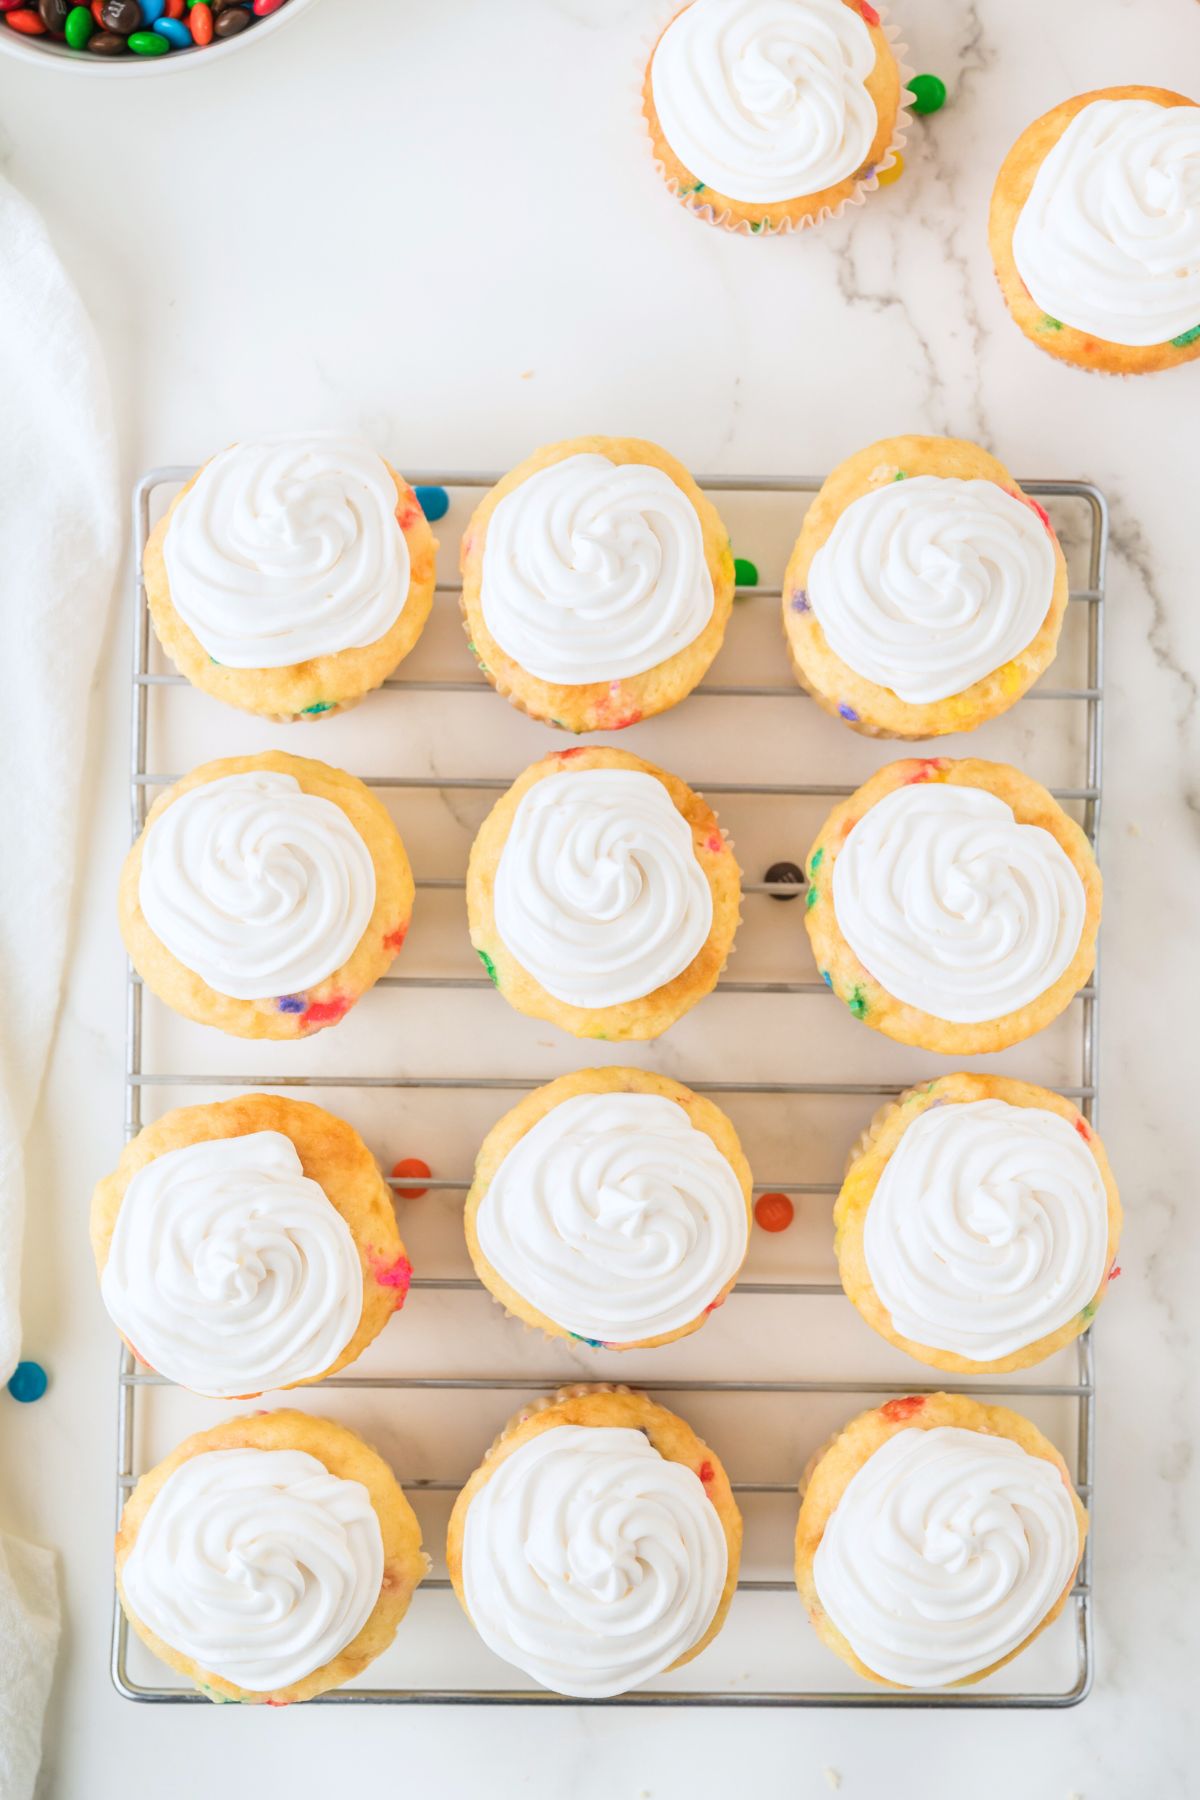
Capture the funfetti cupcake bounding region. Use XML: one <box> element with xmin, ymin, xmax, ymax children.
<box><xmin>464</xmin><ymin>1068</ymin><xmax>753</xmax><ymax>1351</ymax></box>
<box><xmin>835</xmin><ymin>1074</ymin><xmax>1122</xmax><ymax>1375</ymax></box>
<box><xmin>117</xmin><ymin>1411</ymin><xmax>428</xmax><ymax>1705</ymax></box>
<box><xmin>91</xmin><ymin>1096</ymin><xmax>413</xmax><ymax>1397</ymax></box>
<box><xmin>782</xmin><ymin>436</ymin><xmax>1068</xmax><ymax>738</ymax></box>
<box><xmin>143</xmin><ymin>432</ymin><xmax>437</xmax><ymax>719</ymax></box>
<box><xmin>459</xmin><ymin>436</ymin><xmax>735</xmax><ymax>733</ymax></box>
<box><xmin>804</xmin><ymin>758</ymin><xmax>1101</xmax><ymax>1055</ymax></box>
<box><xmin>119</xmin><ymin>751</ymin><xmax>414</xmax><ymax>1039</ymax></box>
<box><xmin>465</xmin><ymin>746</ymin><xmax>741</xmax><ymax>1041</ymax></box>
<box><xmin>447</xmin><ymin>1385</ymin><xmax>741</xmax><ymax>1698</ymax></box>
<box><xmin>643</xmin><ymin>0</ymin><xmax>908</xmax><ymax>235</ymax></box>
<box><xmin>794</xmin><ymin>1393</ymin><xmax>1087</xmax><ymax>1689</ymax></box>
<box><xmin>990</xmin><ymin>86</ymin><xmax>1200</xmax><ymax>374</ymax></box>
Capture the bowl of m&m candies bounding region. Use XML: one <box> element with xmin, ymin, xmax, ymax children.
<box><xmin>0</xmin><ymin>0</ymin><xmax>321</xmax><ymax>71</ymax></box>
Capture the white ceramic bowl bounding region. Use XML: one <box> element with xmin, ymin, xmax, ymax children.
<box><xmin>0</xmin><ymin>0</ymin><xmax>322</xmax><ymax>75</ymax></box>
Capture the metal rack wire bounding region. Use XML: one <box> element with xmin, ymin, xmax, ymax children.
<box><xmin>112</xmin><ymin>467</ymin><xmax>1107</xmax><ymax>1707</ymax></box>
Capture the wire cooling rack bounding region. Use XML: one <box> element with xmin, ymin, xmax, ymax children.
<box><xmin>112</xmin><ymin>466</ymin><xmax>1107</xmax><ymax>1708</ymax></box>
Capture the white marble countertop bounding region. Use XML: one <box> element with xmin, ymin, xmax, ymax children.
<box><xmin>1</xmin><ymin>1</ymin><xmax>1197</xmax><ymax>1794</ymax></box>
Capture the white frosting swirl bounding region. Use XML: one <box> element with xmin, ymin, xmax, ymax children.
<box><xmin>477</xmin><ymin>1092</ymin><xmax>747</xmax><ymax>1343</ymax></box>
<box><xmin>481</xmin><ymin>454</ymin><xmax>715</xmax><ymax>685</ymax></box>
<box><xmin>122</xmin><ymin>1446</ymin><xmax>384</xmax><ymax>1691</ymax></box>
<box><xmin>864</xmin><ymin>1100</ymin><xmax>1109</xmax><ymax>1360</ymax></box>
<box><xmin>650</xmin><ymin>0</ymin><xmax>878</xmax><ymax>204</ymax></box>
<box><xmin>101</xmin><ymin>1132</ymin><xmax>364</xmax><ymax>1397</ymax></box>
<box><xmin>813</xmin><ymin>1425</ymin><xmax>1080</xmax><ymax>1686</ymax></box>
<box><xmin>1011</xmin><ymin>97</ymin><xmax>1200</xmax><ymax>347</ymax></box>
<box><xmin>462</xmin><ymin>1424</ymin><xmax>728</xmax><ymax>1696</ymax></box>
<box><xmin>831</xmin><ymin>783</ymin><xmax>1086</xmax><ymax>1024</ymax></box>
<box><xmin>163</xmin><ymin>432</ymin><xmax>412</xmax><ymax>668</ymax></box>
<box><xmin>493</xmin><ymin>768</ymin><xmax>713</xmax><ymax>1009</ymax></box>
<box><xmin>807</xmin><ymin>477</ymin><xmax>1056</xmax><ymax>704</ymax></box>
<box><xmin>138</xmin><ymin>770</ymin><xmax>377</xmax><ymax>1001</ymax></box>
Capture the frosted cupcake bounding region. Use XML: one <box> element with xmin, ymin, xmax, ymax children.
<box><xmin>804</xmin><ymin>758</ymin><xmax>1101</xmax><ymax>1054</ymax></box>
<box><xmin>91</xmin><ymin>1095</ymin><xmax>413</xmax><ymax>1397</ymax></box>
<box><xmin>835</xmin><ymin>1075</ymin><xmax>1122</xmax><ymax>1374</ymax></box>
<box><xmin>466</xmin><ymin>746</ymin><xmax>741</xmax><ymax>1040</ymax></box>
<box><xmin>643</xmin><ymin>0</ymin><xmax>907</xmax><ymax>235</ymax></box>
<box><xmin>990</xmin><ymin>86</ymin><xmax>1200</xmax><ymax>374</ymax></box>
<box><xmin>143</xmin><ymin>432</ymin><xmax>438</xmax><ymax>719</ymax></box>
<box><xmin>459</xmin><ymin>436</ymin><xmax>735</xmax><ymax>733</ymax></box>
<box><xmin>117</xmin><ymin>1411</ymin><xmax>428</xmax><ymax>1704</ymax></box>
<box><xmin>447</xmin><ymin>1385</ymin><xmax>741</xmax><ymax>1697</ymax></box>
<box><xmin>794</xmin><ymin>1393</ymin><xmax>1087</xmax><ymax>1688</ymax></box>
<box><xmin>782</xmin><ymin>436</ymin><xmax>1068</xmax><ymax>737</ymax></box>
<box><xmin>119</xmin><ymin>751</ymin><xmax>414</xmax><ymax>1039</ymax></box>
<box><xmin>464</xmin><ymin>1069</ymin><xmax>753</xmax><ymax>1350</ymax></box>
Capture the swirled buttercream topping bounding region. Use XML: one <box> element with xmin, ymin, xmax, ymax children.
<box><xmin>863</xmin><ymin>1100</ymin><xmax>1109</xmax><ymax>1360</ymax></box>
<box><xmin>806</xmin><ymin>477</ymin><xmax>1056</xmax><ymax>703</ymax></box>
<box><xmin>1011</xmin><ymin>97</ymin><xmax>1200</xmax><ymax>347</ymax></box>
<box><xmin>476</xmin><ymin>1091</ymin><xmax>747</xmax><ymax>1342</ymax></box>
<box><xmin>481</xmin><ymin>454</ymin><xmax>714</xmax><ymax>684</ymax></box>
<box><xmin>813</xmin><ymin>1425</ymin><xmax>1080</xmax><ymax>1686</ymax></box>
<box><xmin>163</xmin><ymin>432</ymin><xmax>411</xmax><ymax>667</ymax></box>
<box><xmin>101</xmin><ymin>1132</ymin><xmax>364</xmax><ymax>1396</ymax></box>
<box><xmin>831</xmin><ymin>782</ymin><xmax>1086</xmax><ymax>1024</ymax></box>
<box><xmin>122</xmin><ymin>1446</ymin><xmax>384</xmax><ymax>1691</ymax></box>
<box><xmin>462</xmin><ymin>1423</ymin><xmax>728</xmax><ymax>1696</ymax></box>
<box><xmin>650</xmin><ymin>0</ymin><xmax>879</xmax><ymax>204</ymax></box>
<box><xmin>492</xmin><ymin>768</ymin><xmax>713</xmax><ymax>1008</ymax></box>
<box><xmin>138</xmin><ymin>770</ymin><xmax>377</xmax><ymax>1000</ymax></box>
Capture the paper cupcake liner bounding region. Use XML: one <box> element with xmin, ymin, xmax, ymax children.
<box><xmin>460</xmin><ymin>609</ymin><xmax>647</xmax><ymax>735</ymax></box>
<box><xmin>636</xmin><ymin>2</ymin><xmax>915</xmax><ymax>238</ymax></box>
<box><xmin>489</xmin><ymin>1383</ymin><xmax>634</xmax><ymax>1458</ymax></box>
<box><xmin>459</xmin><ymin>608</ymin><xmax>726</xmax><ymax>735</ymax></box>
<box><xmin>270</xmin><ymin>694</ymin><xmax>365</xmax><ymax>725</ymax></box>
<box><xmin>842</xmin><ymin>1081</ymin><xmax>925</xmax><ymax>1173</ymax></box>
<box><xmin>479</xmin><ymin>1265</ymin><xmax>740</xmax><ymax>1353</ymax></box>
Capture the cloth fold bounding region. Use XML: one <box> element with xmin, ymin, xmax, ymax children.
<box><xmin>0</xmin><ymin>1535</ymin><xmax>59</xmax><ymax>1800</ymax></box>
<box><xmin>0</xmin><ymin>175</ymin><xmax>120</xmax><ymax>1380</ymax></box>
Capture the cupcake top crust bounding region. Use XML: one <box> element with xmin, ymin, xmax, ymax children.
<box><xmin>492</xmin><ymin>766</ymin><xmax>713</xmax><ymax>1008</ymax></box>
<box><xmin>1010</xmin><ymin>94</ymin><xmax>1200</xmax><ymax>348</ymax></box>
<box><xmin>812</xmin><ymin>1424</ymin><xmax>1081</xmax><ymax>1686</ymax></box>
<box><xmin>163</xmin><ymin>433</ymin><xmax>413</xmax><ymax>669</ymax></box>
<box><xmin>121</xmin><ymin>1445</ymin><xmax>384</xmax><ymax>1691</ymax></box>
<box><xmin>831</xmin><ymin>782</ymin><xmax>1086</xmax><ymax>1023</ymax></box>
<box><xmin>480</xmin><ymin>452</ymin><xmax>715</xmax><ymax>685</ymax></box>
<box><xmin>475</xmin><ymin>1090</ymin><xmax>748</xmax><ymax>1343</ymax></box>
<box><xmin>805</xmin><ymin>475</ymin><xmax>1056</xmax><ymax>703</ymax></box>
<box><xmin>650</xmin><ymin>0</ymin><xmax>879</xmax><ymax>204</ymax></box>
<box><xmin>137</xmin><ymin>768</ymin><xmax>376</xmax><ymax>1001</ymax></box>
<box><xmin>99</xmin><ymin>1131</ymin><xmax>364</xmax><ymax>1397</ymax></box>
<box><xmin>861</xmin><ymin>1099</ymin><xmax>1110</xmax><ymax>1361</ymax></box>
<box><xmin>461</xmin><ymin>1422</ymin><xmax>728</xmax><ymax>1696</ymax></box>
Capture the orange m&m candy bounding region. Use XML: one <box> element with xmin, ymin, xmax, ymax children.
<box><xmin>391</xmin><ymin>1157</ymin><xmax>431</xmax><ymax>1198</ymax></box>
<box><xmin>754</xmin><ymin>1192</ymin><xmax>794</xmax><ymax>1232</ymax></box>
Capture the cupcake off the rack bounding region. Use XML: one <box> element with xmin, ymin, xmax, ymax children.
<box><xmin>642</xmin><ymin>0</ymin><xmax>910</xmax><ymax>234</ymax></box>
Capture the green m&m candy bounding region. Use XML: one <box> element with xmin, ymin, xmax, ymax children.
<box><xmin>909</xmin><ymin>73</ymin><xmax>947</xmax><ymax>116</ymax></box>
<box><xmin>63</xmin><ymin>4</ymin><xmax>94</xmax><ymax>47</ymax></box>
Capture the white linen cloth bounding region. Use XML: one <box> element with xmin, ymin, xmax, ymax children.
<box><xmin>0</xmin><ymin>174</ymin><xmax>119</xmax><ymax>1800</ymax></box>
<box><xmin>0</xmin><ymin>1535</ymin><xmax>59</xmax><ymax>1800</ymax></box>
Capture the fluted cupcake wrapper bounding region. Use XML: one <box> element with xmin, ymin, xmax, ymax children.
<box><xmin>636</xmin><ymin>1</ymin><xmax>915</xmax><ymax>238</ymax></box>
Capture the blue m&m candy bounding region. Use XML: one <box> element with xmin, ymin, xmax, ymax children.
<box><xmin>414</xmin><ymin>484</ymin><xmax>450</xmax><ymax>523</ymax></box>
<box><xmin>7</xmin><ymin>1361</ymin><xmax>48</xmax><ymax>1403</ymax></box>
